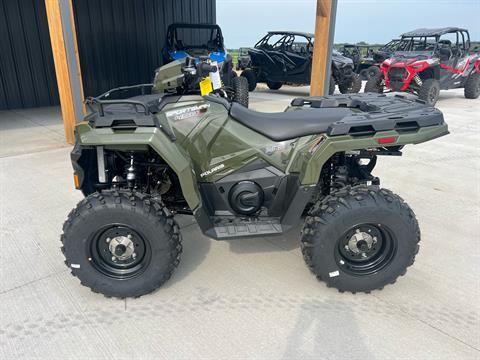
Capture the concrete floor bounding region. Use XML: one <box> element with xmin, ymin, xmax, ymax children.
<box><xmin>0</xmin><ymin>86</ymin><xmax>479</xmax><ymax>359</ymax></box>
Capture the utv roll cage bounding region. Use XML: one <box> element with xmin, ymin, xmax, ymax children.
<box><xmin>380</xmin><ymin>39</ymin><xmax>402</xmax><ymax>52</ymax></box>
<box><xmin>254</xmin><ymin>31</ymin><xmax>314</xmax><ymax>51</ymax></box>
<box><xmin>165</xmin><ymin>23</ymin><xmax>225</xmax><ymax>52</ymax></box>
<box><xmin>398</xmin><ymin>27</ymin><xmax>471</xmax><ymax>53</ymax></box>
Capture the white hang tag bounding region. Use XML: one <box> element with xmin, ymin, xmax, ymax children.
<box><xmin>209</xmin><ymin>62</ymin><xmax>222</xmax><ymax>90</ymax></box>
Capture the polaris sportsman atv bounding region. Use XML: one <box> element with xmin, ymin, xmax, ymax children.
<box><xmin>162</xmin><ymin>23</ymin><xmax>248</xmax><ymax>107</ymax></box>
<box><xmin>239</xmin><ymin>31</ymin><xmax>361</xmax><ymax>94</ymax></box>
<box><xmin>365</xmin><ymin>28</ymin><xmax>480</xmax><ymax>105</ymax></box>
<box><xmin>62</xmin><ymin>57</ymin><xmax>449</xmax><ymax>298</ymax></box>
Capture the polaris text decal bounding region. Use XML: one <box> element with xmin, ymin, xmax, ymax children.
<box><xmin>200</xmin><ymin>163</ymin><xmax>225</xmax><ymax>178</ymax></box>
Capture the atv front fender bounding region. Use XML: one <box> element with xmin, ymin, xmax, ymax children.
<box><xmin>75</xmin><ymin>122</ymin><xmax>200</xmax><ymax>209</ymax></box>
<box><xmin>290</xmin><ymin>124</ymin><xmax>449</xmax><ymax>185</ymax></box>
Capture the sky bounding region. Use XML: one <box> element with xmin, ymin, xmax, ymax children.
<box><xmin>216</xmin><ymin>0</ymin><xmax>480</xmax><ymax>48</ymax></box>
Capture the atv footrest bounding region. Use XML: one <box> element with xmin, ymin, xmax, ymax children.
<box><xmin>213</xmin><ymin>218</ymin><xmax>283</xmax><ymax>239</ymax></box>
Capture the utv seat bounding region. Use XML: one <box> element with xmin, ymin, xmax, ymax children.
<box><xmin>229</xmin><ymin>102</ymin><xmax>352</xmax><ymax>141</ymax></box>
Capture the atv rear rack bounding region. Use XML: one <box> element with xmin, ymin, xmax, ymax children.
<box><xmin>290</xmin><ymin>93</ymin><xmax>445</xmax><ymax>137</ymax></box>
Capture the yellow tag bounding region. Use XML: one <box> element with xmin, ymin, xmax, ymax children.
<box><xmin>199</xmin><ymin>77</ymin><xmax>213</xmax><ymax>96</ymax></box>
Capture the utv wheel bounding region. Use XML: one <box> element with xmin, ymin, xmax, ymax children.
<box><xmin>366</xmin><ymin>66</ymin><xmax>381</xmax><ymax>80</ymax></box>
<box><xmin>364</xmin><ymin>75</ymin><xmax>384</xmax><ymax>93</ymax></box>
<box><xmin>240</xmin><ymin>69</ymin><xmax>257</xmax><ymax>91</ymax></box>
<box><xmin>231</xmin><ymin>76</ymin><xmax>249</xmax><ymax>107</ymax></box>
<box><xmin>418</xmin><ymin>78</ymin><xmax>440</xmax><ymax>106</ymax></box>
<box><xmin>359</xmin><ymin>69</ymin><xmax>369</xmax><ymax>80</ymax></box>
<box><xmin>339</xmin><ymin>73</ymin><xmax>362</xmax><ymax>94</ymax></box>
<box><xmin>329</xmin><ymin>75</ymin><xmax>336</xmax><ymax>95</ymax></box>
<box><xmin>266</xmin><ymin>80</ymin><xmax>283</xmax><ymax>90</ymax></box>
<box><xmin>301</xmin><ymin>185</ymin><xmax>420</xmax><ymax>293</ymax></box>
<box><xmin>464</xmin><ymin>72</ymin><xmax>480</xmax><ymax>99</ymax></box>
<box><xmin>61</xmin><ymin>190</ymin><xmax>182</xmax><ymax>298</ymax></box>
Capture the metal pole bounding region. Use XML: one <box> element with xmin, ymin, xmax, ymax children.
<box><xmin>323</xmin><ymin>0</ymin><xmax>338</xmax><ymax>94</ymax></box>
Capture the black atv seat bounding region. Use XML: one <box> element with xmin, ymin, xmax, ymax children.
<box><xmin>229</xmin><ymin>103</ymin><xmax>352</xmax><ymax>141</ymax></box>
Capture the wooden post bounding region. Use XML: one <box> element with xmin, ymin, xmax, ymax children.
<box><xmin>44</xmin><ymin>0</ymin><xmax>84</xmax><ymax>144</ymax></box>
<box><xmin>310</xmin><ymin>0</ymin><xmax>335</xmax><ymax>96</ymax></box>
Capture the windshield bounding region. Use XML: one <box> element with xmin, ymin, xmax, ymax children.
<box><xmin>168</xmin><ymin>26</ymin><xmax>224</xmax><ymax>52</ymax></box>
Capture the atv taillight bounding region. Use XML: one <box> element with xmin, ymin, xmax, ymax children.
<box><xmin>377</xmin><ymin>136</ymin><xmax>398</xmax><ymax>145</ymax></box>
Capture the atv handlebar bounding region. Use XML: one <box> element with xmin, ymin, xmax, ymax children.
<box><xmin>198</xmin><ymin>62</ymin><xmax>218</xmax><ymax>74</ymax></box>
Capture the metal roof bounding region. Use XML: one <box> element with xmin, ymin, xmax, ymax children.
<box><xmin>401</xmin><ymin>27</ymin><xmax>468</xmax><ymax>37</ymax></box>
<box><xmin>268</xmin><ymin>31</ymin><xmax>314</xmax><ymax>38</ymax></box>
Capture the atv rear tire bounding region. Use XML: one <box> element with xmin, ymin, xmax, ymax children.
<box><xmin>241</xmin><ymin>69</ymin><xmax>257</xmax><ymax>92</ymax></box>
<box><xmin>364</xmin><ymin>75</ymin><xmax>384</xmax><ymax>93</ymax></box>
<box><xmin>61</xmin><ymin>190</ymin><xmax>182</xmax><ymax>298</ymax></box>
<box><xmin>464</xmin><ymin>72</ymin><xmax>480</xmax><ymax>99</ymax></box>
<box><xmin>339</xmin><ymin>73</ymin><xmax>362</xmax><ymax>94</ymax></box>
<box><xmin>232</xmin><ymin>76</ymin><xmax>249</xmax><ymax>107</ymax></box>
<box><xmin>266</xmin><ymin>80</ymin><xmax>283</xmax><ymax>90</ymax></box>
<box><xmin>329</xmin><ymin>75</ymin><xmax>335</xmax><ymax>95</ymax></box>
<box><xmin>301</xmin><ymin>185</ymin><xmax>420</xmax><ymax>293</ymax></box>
<box><xmin>418</xmin><ymin>78</ymin><xmax>440</xmax><ymax>106</ymax></box>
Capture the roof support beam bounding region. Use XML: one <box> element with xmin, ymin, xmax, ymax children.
<box><xmin>45</xmin><ymin>0</ymin><xmax>85</xmax><ymax>144</ymax></box>
<box><xmin>310</xmin><ymin>0</ymin><xmax>338</xmax><ymax>96</ymax></box>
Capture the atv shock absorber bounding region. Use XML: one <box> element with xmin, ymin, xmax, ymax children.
<box><xmin>126</xmin><ymin>153</ymin><xmax>136</xmax><ymax>189</ymax></box>
<box><xmin>413</xmin><ymin>74</ymin><xmax>423</xmax><ymax>87</ymax></box>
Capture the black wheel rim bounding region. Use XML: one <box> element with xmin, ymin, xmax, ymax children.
<box><xmin>335</xmin><ymin>224</ymin><xmax>397</xmax><ymax>275</ymax></box>
<box><xmin>429</xmin><ymin>87</ymin><xmax>439</xmax><ymax>104</ymax></box>
<box><xmin>90</xmin><ymin>224</ymin><xmax>151</xmax><ymax>279</ymax></box>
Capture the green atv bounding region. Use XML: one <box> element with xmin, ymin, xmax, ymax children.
<box><xmin>62</xmin><ymin>57</ymin><xmax>449</xmax><ymax>298</ymax></box>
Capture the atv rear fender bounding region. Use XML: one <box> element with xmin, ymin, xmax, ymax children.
<box><xmin>75</xmin><ymin>122</ymin><xmax>201</xmax><ymax>209</ymax></box>
<box><xmin>290</xmin><ymin>125</ymin><xmax>448</xmax><ymax>185</ymax></box>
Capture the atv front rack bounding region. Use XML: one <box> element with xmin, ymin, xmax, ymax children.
<box><xmin>84</xmin><ymin>84</ymin><xmax>177</xmax><ymax>140</ymax></box>
<box><xmin>85</xmin><ymin>84</ymin><xmax>155</xmax><ymax>116</ymax></box>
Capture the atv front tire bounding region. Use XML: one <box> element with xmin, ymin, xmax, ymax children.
<box><xmin>266</xmin><ymin>80</ymin><xmax>283</xmax><ymax>90</ymax></box>
<box><xmin>464</xmin><ymin>72</ymin><xmax>480</xmax><ymax>99</ymax></box>
<box><xmin>241</xmin><ymin>69</ymin><xmax>257</xmax><ymax>92</ymax></box>
<box><xmin>61</xmin><ymin>190</ymin><xmax>182</xmax><ymax>298</ymax></box>
<box><xmin>232</xmin><ymin>76</ymin><xmax>249</xmax><ymax>107</ymax></box>
<box><xmin>339</xmin><ymin>73</ymin><xmax>362</xmax><ymax>94</ymax></box>
<box><xmin>418</xmin><ymin>78</ymin><xmax>440</xmax><ymax>106</ymax></box>
<box><xmin>301</xmin><ymin>185</ymin><xmax>420</xmax><ymax>293</ymax></box>
<box><xmin>364</xmin><ymin>75</ymin><xmax>384</xmax><ymax>93</ymax></box>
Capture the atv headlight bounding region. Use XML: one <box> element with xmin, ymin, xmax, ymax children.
<box><xmin>411</xmin><ymin>61</ymin><xmax>428</xmax><ymax>71</ymax></box>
